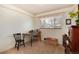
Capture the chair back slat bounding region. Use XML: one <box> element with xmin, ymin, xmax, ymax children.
<box><xmin>13</xmin><ymin>33</ymin><xmax>21</xmax><ymax>41</ymax></box>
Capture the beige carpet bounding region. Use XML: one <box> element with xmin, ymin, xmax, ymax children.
<box><xmin>1</xmin><ymin>40</ymin><xmax>64</xmax><ymax>54</ymax></box>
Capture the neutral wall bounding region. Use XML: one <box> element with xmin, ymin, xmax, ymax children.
<box><xmin>34</xmin><ymin>14</ymin><xmax>66</xmax><ymax>44</ymax></box>
<box><xmin>34</xmin><ymin>5</ymin><xmax>77</xmax><ymax>44</ymax></box>
<box><xmin>0</xmin><ymin>6</ymin><xmax>34</xmax><ymax>52</ymax></box>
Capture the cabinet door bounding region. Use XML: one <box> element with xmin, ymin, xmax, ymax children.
<box><xmin>72</xmin><ymin>28</ymin><xmax>79</xmax><ymax>53</ymax></box>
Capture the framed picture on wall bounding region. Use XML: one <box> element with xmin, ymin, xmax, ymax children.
<box><xmin>66</xmin><ymin>19</ymin><xmax>71</xmax><ymax>25</ymax></box>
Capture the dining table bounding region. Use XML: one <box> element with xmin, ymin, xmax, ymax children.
<box><xmin>22</xmin><ymin>30</ymin><xmax>41</xmax><ymax>47</ymax></box>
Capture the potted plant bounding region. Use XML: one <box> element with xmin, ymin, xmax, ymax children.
<box><xmin>69</xmin><ymin>10</ymin><xmax>79</xmax><ymax>25</ymax></box>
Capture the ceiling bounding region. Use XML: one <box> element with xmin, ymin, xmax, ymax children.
<box><xmin>12</xmin><ymin>4</ymin><xmax>73</xmax><ymax>15</ymax></box>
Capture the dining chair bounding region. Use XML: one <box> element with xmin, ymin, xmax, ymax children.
<box><xmin>29</xmin><ymin>30</ymin><xmax>38</xmax><ymax>46</ymax></box>
<box><xmin>63</xmin><ymin>34</ymin><xmax>71</xmax><ymax>54</ymax></box>
<box><xmin>13</xmin><ymin>33</ymin><xmax>25</xmax><ymax>50</ymax></box>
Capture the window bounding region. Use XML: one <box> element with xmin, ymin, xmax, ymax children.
<box><xmin>40</xmin><ymin>16</ymin><xmax>62</xmax><ymax>29</ymax></box>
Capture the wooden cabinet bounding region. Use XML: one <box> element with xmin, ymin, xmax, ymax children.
<box><xmin>71</xmin><ymin>26</ymin><xmax>79</xmax><ymax>53</ymax></box>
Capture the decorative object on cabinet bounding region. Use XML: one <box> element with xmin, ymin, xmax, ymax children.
<box><xmin>66</xmin><ymin>19</ymin><xmax>71</xmax><ymax>25</ymax></box>
<box><xmin>69</xmin><ymin>10</ymin><xmax>79</xmax><ymax>25</ymax></box>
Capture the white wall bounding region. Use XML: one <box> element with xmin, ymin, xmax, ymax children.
<box><xmin>0</xmin><ymin>6</ymin><xmax>34</xmax><ymax>52</ymax></box>
<box><xmin>34</xmin><ymin>14</ymin><xmax>66</xmax><ymax>44</ymax></box>
<box><xmin>34</xmin><ymin>5</ymin><xmax>77</xmax><ymax>44</ymax></box>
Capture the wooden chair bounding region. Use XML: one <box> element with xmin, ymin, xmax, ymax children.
<box><xmin>29</xmin><ymin>29</ymin><xmax>41</xmax><ymax>46</ymax></box>
<box><xmin>32</xmin><ymin>30</ymin><xmax>41</xmax><ymax>41</ymax></box>
<box><xmin>13</xmin><ymin>33</ymin><xmax>25</xmax><ymax>50</ymax></box>
<box><xmin>63</xmin><ymin>34</ymin><xmax>71</xmax><ymax>54</ymax></box>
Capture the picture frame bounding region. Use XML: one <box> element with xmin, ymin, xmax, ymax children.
<box><xmin>66</xmin><ymin>19</ymin><xmax>71</xmax><ymax>25</ymax></box>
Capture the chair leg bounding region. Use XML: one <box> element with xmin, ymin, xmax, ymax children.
<box><xmin>65</xmin><ymin>49</ymin><xmax>66</xmax><ymax>54</ymax></box>
<box><xmin>23</xmin><ymin>41</ymin><xmax>25</xmax><ymax>47</ymax></box>
<box><xmin>24</xmin><ymin>44</ymin><xmax>25</xmax><ymax>47</ymax></box>
<box><xmin>17</xmin><ymin>42</ymin><xmax>19</xmax><ymax>50</ymax></box>
<box><xmin>31</xmin><ymin>38</ymin><xmax>32</xmax><ymax>47</ymax></box>
<box><xmin>65</xmin><ymin>48</ymin><xmax>71</xmax><ymax>54</ymax></box>
<box><xmin>15</xmin><ymin>44</ymin><xmax>16</xmax><ymax>48</ymax></box>
<box><xmin>17</xmin><ymin>46</ymin><xmax>19</xmax><ymax>50</ymax></box>
<box><xmin>15</xmin><ymin>42</ymin><xmax>18</xmax><ymax>48</ymax></box>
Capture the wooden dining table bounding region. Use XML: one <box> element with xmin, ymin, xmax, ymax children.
<box><xmin>22</xmin><ymin>31</ymin><xmax>41</xmax><ymax>47</ymax></box>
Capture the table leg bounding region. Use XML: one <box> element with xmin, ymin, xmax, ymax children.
<box><xmin>31</xmin><ymin>38</ymin><xmax>32</xmax><ymax>47</ymax></box>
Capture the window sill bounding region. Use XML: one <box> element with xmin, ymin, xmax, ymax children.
<box><xmin>40</xmin><ymin>28</ymin><xmax>61</xmax><ymax>29</ymax></box>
